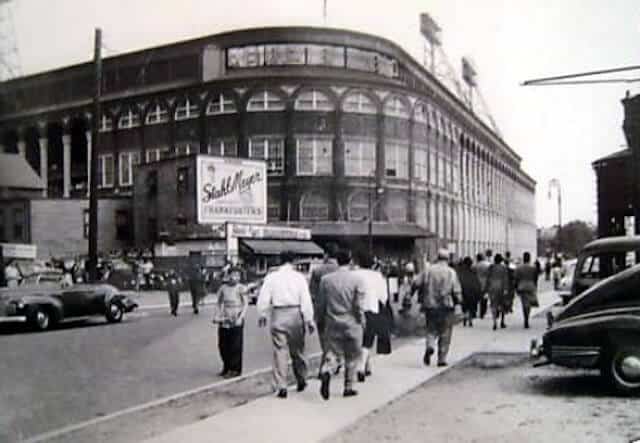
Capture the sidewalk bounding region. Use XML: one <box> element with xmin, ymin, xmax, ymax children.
<box><xmin>143</xmin><ymin>289</ymin><xmax>559</xmax><ymax>443</ymax></box>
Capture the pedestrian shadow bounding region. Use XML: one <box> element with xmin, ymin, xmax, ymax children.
<box><xmin>0</xmin><ymin>317</ymin><xmax>137</xmax><ymax>336</ymax></box>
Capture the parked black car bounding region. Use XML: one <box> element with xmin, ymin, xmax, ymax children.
<box><xmin>0</xmin><ymin>283</ymin><xmax>138</xmax><ymax>331</ymax></box>
<box><xmin>533</xmin><ymin>263</ymin><xmax>640</xmax><ymax>394</ymax></box>
<box><xmin>564</xmin><ymin>235</ymin><xmax>640</xmax><ymax>305</ymax></box>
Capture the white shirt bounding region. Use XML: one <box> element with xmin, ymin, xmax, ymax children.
<box><xmin>257</xmin><ymin>263</ymin><xmax>314</xmax><ymax>323</ymax></box>
<box><xmin>352</xmin><ymin>268</ymin><xmax>388</xmax><ymax>314</ymax></box>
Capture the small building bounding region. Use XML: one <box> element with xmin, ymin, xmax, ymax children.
<box><xmin>593</xmin><ymin>92</ymin><xmax>640</xmax><ymax>238</ymax></box>
<box><xmin>134</xmin><ymin>154</ymin><xmax>324</xmax><ymax>276</ymax></box>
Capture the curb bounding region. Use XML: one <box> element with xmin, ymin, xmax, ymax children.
<box><xmin>22</xmin><ymin>352</ymin><xmax>323</xmax><ymax>443</ymax></box>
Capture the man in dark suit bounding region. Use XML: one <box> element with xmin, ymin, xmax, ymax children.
<box><xmin>309</xmin><ymin>243</ymin><xmax>340</xmax><ymax>374</ymax></box>
<box><xmin>316</xmin><ymin>248</ymin><xmax>365</xmax><ymax>399</ymax></box>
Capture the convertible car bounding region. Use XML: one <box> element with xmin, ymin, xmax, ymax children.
<box><xmin>532</xmin><ymin>263</ymin><xmax>640</xmax><ymax>394</ymax></box>
<box><xmin>0</xmin><ymin>283</ymin><xmax>138</xmax><ymax>331</ymax></box>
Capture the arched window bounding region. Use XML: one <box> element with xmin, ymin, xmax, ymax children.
<box><xmin>174</xmin><ymin>97</ymin><xmax>199</xmax><ymax>121</ymax></box>
<box><xmin>117</xmin><ymin>108</ymin><xmax>141</xmax><ymax>129</ymax></box>
<box><xmin>268</xmin><ymin>192</ymin><xmax>281</xmax><ymax>221</ymax></box>
<box><xmin>385</xmin><ymin>194</ymin><xmax>407</xmax><ymax>223</ymax></box>
<box><xmin>413</xmin><ymin>102</ymin><xmax>428</xmax><ymax>123</ymax></box>
<box><xmin>383</xmin><ymin>96</ymin><xmax>409</xmax><ymax>119</ymax></box>
<box><xmin>300</xmin><ymin>192</ymin><xmax>329</xmax><ymax>221</ymax></box>
<box><xmin>295</xmin><ymin>90</ymin><xmax>334</xmax><ymax>111</ymax></box>
<box><xmin>347</xmin><ymin>191</ymin><xmax>369</xmax><ymax>222</ymax></box>
<box><xmin>206</xmin><ymin>93</ymin><xmax>237</xmax><ymax>115</ymax></box>
<box><xmin>415</xmin><ymin>196</ymin><xmax>427</xmax><ymax>228</ymax></box>
<box><xmin>342</xmin><ymin>92</ymin><xmax>376</xmax><ymax>114</ymax></box>
<box><xmin>247</xmin><ymin>90</ymin><xmax>285</xmax><ymax>111</ymax></box>
<box><xmin>145</xmin><ymin>102</ymin><xmax>169</xmax><ymax>125</ymax></box>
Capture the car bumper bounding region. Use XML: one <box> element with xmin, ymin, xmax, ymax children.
<box><xmin>0</xmin><ymin>315</ymin><xmax>27</xmax><ymax>323</ymax></box>
<box><xmin>532</xmin><ymin>341</ymin><xmax>601</xmax><ymax>369</ymax></box>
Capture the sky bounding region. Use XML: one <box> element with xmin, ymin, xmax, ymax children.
<box><xmin>7</xmin><ymin>0</ymin><xmax>640</xmax><ymax>227</ymax></box>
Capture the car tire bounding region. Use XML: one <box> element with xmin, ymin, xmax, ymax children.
<box><xmin>29</xmin><ymin>306</ymin><xmax>53</xmax><ymax>331</ymax></box>
<box><xmin>602</xmin><ymin>344</ymin><xmax>640</xmax><ymax>394</ymax></box>
<box><xmin>106</xmin><ymin>302</ymin><xmax>124</xmax><ymax>323</ymax></box>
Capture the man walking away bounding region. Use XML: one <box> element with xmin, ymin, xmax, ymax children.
<box><xmin>189</xmin><ymin>265</ymin><xmax>207</xmax><ymax>314</ymax></box>
<box><xmin>473</xmin><ymin>253</ymin><xmax>490</xmax><ymax>319</ymax></box>
<box><xmin>457</xmin><ymin>257</ymin><xmax>482</xmax><ymax>327</ymax></box>
<box><xmin>514</xmin><ymin>252</ymin><xmax>539</xmax><ymax>329</ymax></box>
<box><xmin>485</xmin><ymin>254</ymin><xmax>510</xmax><ymax>330</ymax></box>
<box><xmin>309</xmin><ymin>243</ymin><xmax>340</xmax><ymax>375</ymax></box>
<box><xmin>412</xmin><ymin>249</ymin><xmax>462</xmax><ymax>367</ymax></box>
<box><xmin>352</xmin><ymin>251</ymin><xmax>389</xmax><ymax>382</ymax></box>
<box><xmin>213</xmin><ymin>266</ymin><xmax>248</xmax><ymax>378</ymax></box>
<box><xmin>317</xmin><ymin>248</ymin><xmax>365</xmax><ymax>399</ymax></box>
<box><xmin>257</xmin><ymin>251</ymin><xmax>315</xmax><ymax>399</ymax></box>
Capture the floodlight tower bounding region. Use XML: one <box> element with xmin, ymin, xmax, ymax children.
<box><xmin>461</xmin><ymin>56</ymin><xmax>502</xmax><ymax>137</ymax></box>
<box><xmin>419</xmin><ymin>13</ymin><xmax>464</xmax><ymax>103</ymax></box>
<box><xmin>0</xmin><ymin>0</ymin><xmax>21</xmax><ymax>81</ymax></box>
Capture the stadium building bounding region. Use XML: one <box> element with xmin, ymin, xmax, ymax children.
<box><xmin>0</xmin><ymin>27</ymin><xmax>536</xmax><ymax>261</ymax></box>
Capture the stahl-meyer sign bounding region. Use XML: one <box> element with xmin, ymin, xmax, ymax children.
<box><xmin>196</xmin><ymin>156</ymin><xmax>267</xmax><ymax>225</ymax></box>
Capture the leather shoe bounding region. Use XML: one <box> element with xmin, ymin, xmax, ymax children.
<box><xmin>277</xmin><ymin>389</ymin><xmax>288</xmax><ymax>399</ymax></box>
<box><xmin>365</xmin><ymin>369</ymin><xmax>372</xmax><ymax>377</ymax></box>
<box><xmin>343</xmin><ymin>389</ymin><xmax>358</xmax><ymax>397</ymax></box>
<box><xmin>357</xmin><ymin>372</ymin><xmax>366</xmax><ymax>383</ymax></box>
<box><xmin>297</xmin><ymin>380</ymin><xmax>307</xmax><ymax>392</ymax></box>
<box><xmin>423</xmin><ymin>348</ymin><xmax>434</xmax><ymax>366</ymax></box>
<box><xmin>437</xmin><ymin>361</ymin><xmax>448</xmax><ymax>367</ymax></box>
<box><xmin>320</xmin><ymin>373</ymin><xmax>331</xmax><ymax>400</ymax></box>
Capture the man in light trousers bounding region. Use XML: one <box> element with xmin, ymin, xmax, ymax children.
<box><xmin>316</xmin><ymin>249</ymin><xmax>365</xmax><ymax>400</ymax></box>
<box><xmin>257</xmin><ymin>251</ymin><xmax>315</xmax><ymax>399</ymax></box>
<box><xmin>412</xmin><ymin>248</ymin><xmax>463</xmax><ymax>367</ymax></box>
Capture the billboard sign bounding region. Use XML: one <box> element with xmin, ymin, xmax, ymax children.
<box><xmin>196</xmin><ymin>156</ymin><xmax>267</xmax><ymax>225</ymax></box>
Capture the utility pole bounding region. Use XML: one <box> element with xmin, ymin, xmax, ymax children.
<box><xmin>548</xmin><ymin>178</ymin><xmax>562</xmax><ymax>253</ymax></box>
<box><xmin>88</xmin><ymin>28</ymin><xmax>102</xmax><ymax>281</ymax></box>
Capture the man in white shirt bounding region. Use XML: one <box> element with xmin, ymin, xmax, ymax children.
<box><xmin>352</xmin><ymin>251</ymin><xmax>389</xmax><ymax>382</ymax></box>
<box><xmin>257</xmin><ymin>251</ymin><xmax>315</xmax><ymax>399</ymax></box>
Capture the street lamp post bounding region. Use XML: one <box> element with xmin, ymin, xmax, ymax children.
<box><xmin>548</xmin><ymin>178</ymin><xmax>562</xmax><ymax>253</ymax></box>
<box><xmin>367</xmin><ymin>172</ymin><xmax>384</xmax><ymax>258</ymax></box>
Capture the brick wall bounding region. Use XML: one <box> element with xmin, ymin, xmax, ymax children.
<box><xmin>30</xmin><ymin>198</ymin><xmax>132</xmax><ymax>259</ymax></box>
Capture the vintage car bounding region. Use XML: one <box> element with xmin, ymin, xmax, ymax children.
<box><xmin>565</xmin><ymin>235</ymin><xmax>640</xmax><ymax>304</ymax></box>
<box><xmin>533</xmin><ymin>263</ymin><xmax>640</xmax><ymax>394</ymax></box>
<box><xmin>0</xmin><ymin>283</ymin><xmax>138</xmax><ymax>331</ymax></box>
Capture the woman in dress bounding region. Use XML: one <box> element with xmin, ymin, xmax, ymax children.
<box><xmin>457</xmin><ymin>256</ymin><xmax>482</xmax><ymax>327</ymax></box>
<box><xmin>514</xmin><ymin>252</ymin><xmax>539</xmax><ymax>329</ymax></box>
<box><xmin>485</xmin><ymin>254</ymin><xmax>510</xmax><ymax>330</ymax></box>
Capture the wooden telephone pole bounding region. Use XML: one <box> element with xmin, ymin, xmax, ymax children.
<box><xmin>88</xmin><ymin>28</ymin><xmax>102</xmax><ymax>281</ymax></box>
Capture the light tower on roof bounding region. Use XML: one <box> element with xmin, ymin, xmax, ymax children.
<box><xmin>419</xmin><ymin>12</ymin><xmax>501</xmax><ymax>138</ymax></box>
<box><xmin>0</xmin><ymin>0</ymin><xmax>21</xmax><ymax>81</ymax></box>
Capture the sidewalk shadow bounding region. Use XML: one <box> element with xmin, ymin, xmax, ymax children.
<box><xmin>525</xmin><ymin>370</ymin><xmax>621</xmax><ymax>398</ymax></box>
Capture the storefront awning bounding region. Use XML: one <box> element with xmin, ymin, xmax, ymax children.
<box><xmin>240</xmin><ymin>239</ymin><xmax>325</xmax><ymax>256</ymax></box>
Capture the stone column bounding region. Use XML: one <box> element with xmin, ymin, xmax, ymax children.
<box><xmin>62</xmin><ymin>133</ymin><xmax>72</xmax><ymax>198</ymax></box>
<box><xmin>86</xmin><ymin>130</ymin><xmax>92</xmax><ymax>197</ymax></box>
<box><xmin>38</xmin><ymin>132</ymin><xmax>49</xmax><ymax>198</ymax></box>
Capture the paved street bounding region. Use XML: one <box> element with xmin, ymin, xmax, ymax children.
<box><xmin>0</xmin><ymin>302</ymin><xmax>321</xmax><ymax>442</ymax></box>
<box><xmin>330</xmin><ymin>354</ymin><xmax>640</xmax><ymax>443</ymax></box>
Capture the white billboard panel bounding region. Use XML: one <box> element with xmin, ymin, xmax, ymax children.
<box><xmin>196</xmin><ymin>156</ymin><xmax>267</xmax><ymax>225</ymax></box>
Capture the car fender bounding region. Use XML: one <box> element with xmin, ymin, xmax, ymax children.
<box><xmin>20</xmin><ymin>294</ymin><xmax>64</xmax><ymax>320</ymax></box>
<box><xmin>546</xmin><ymin>314</ymin><xmax>640</xmax><ymax>347</ymax></box>
<box><xmin>108</xmin><ymin>293</ymin><xmax>138</xmax><ymax>313</ymax></box>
